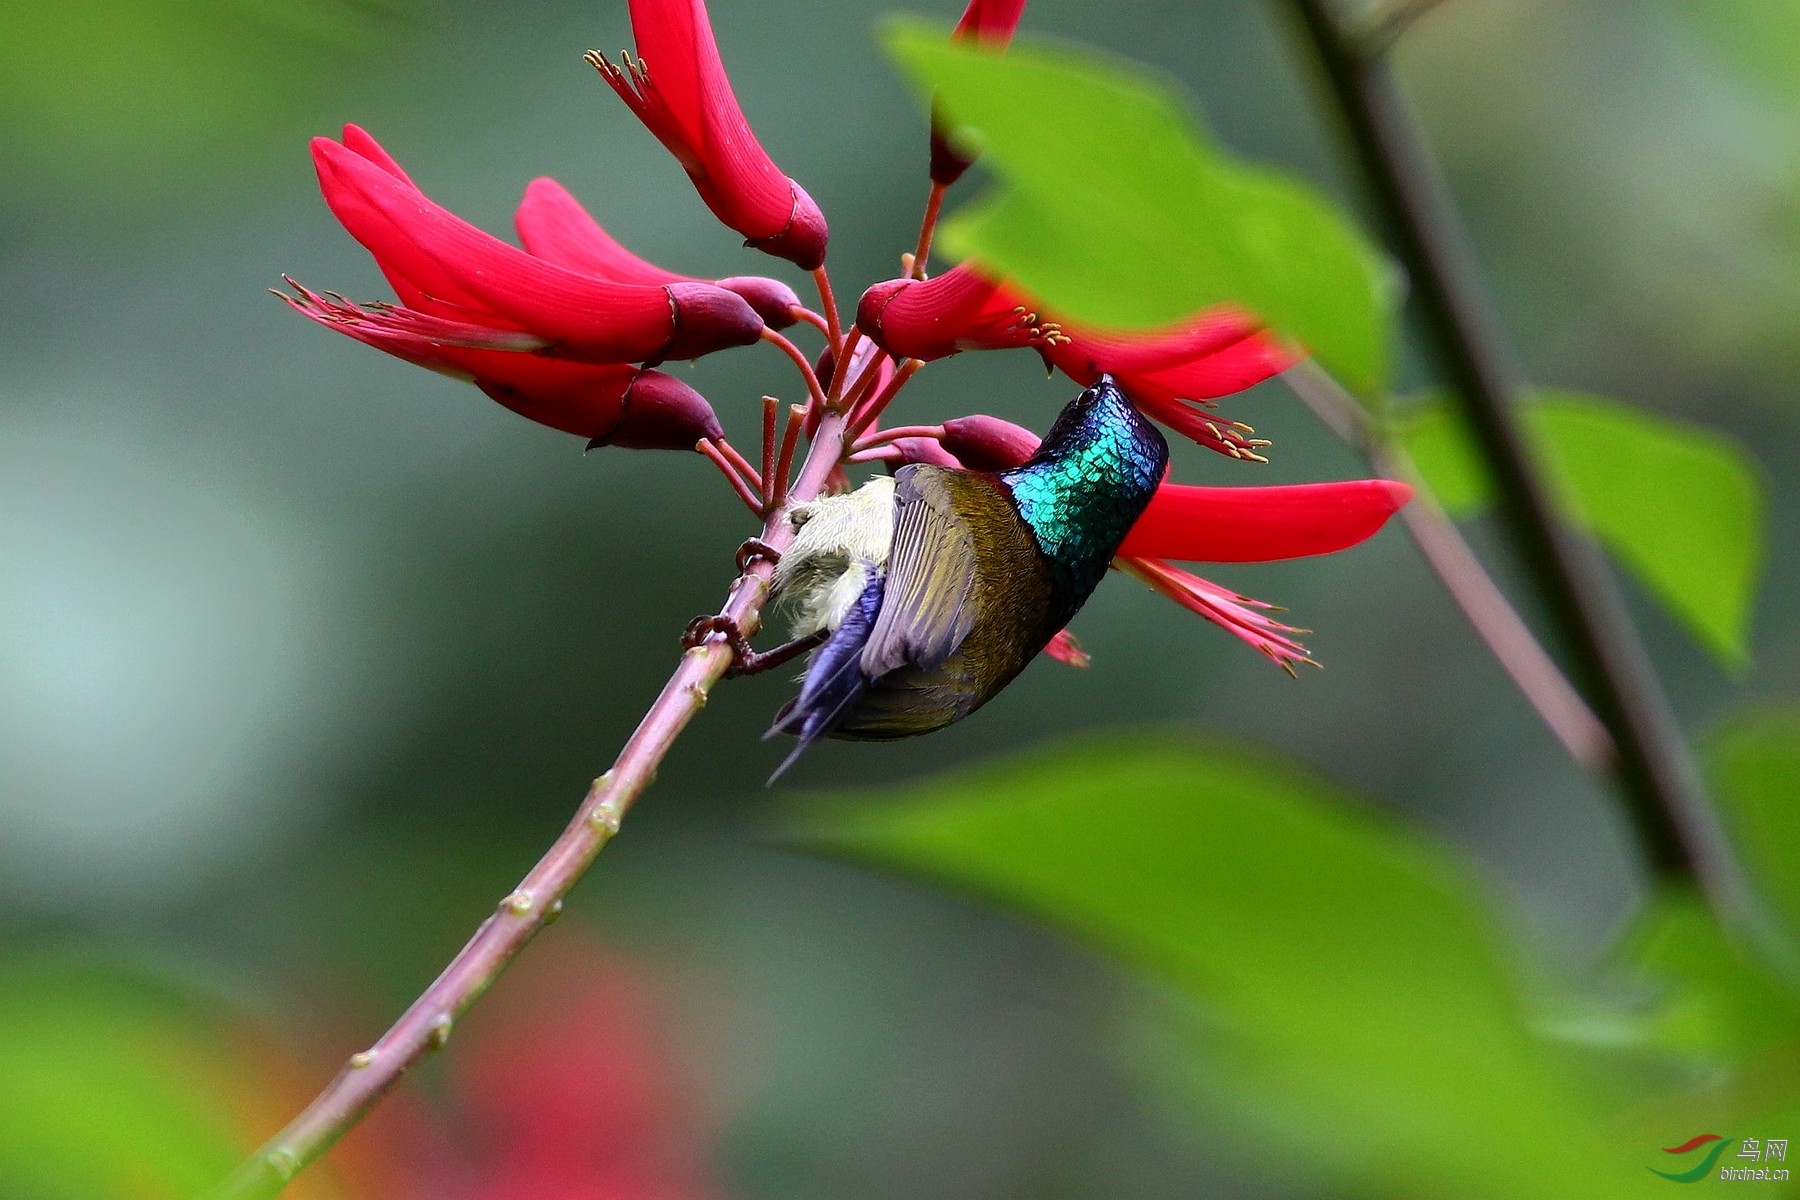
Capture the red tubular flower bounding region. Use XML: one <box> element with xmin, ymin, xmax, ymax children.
<box><xmin>953</xmin><ymin>0</ymin><xmax>1029</xmax><ymax>42</ymax></box>
<box><xmin>310</xmin><ymin>130</ymin><xmax>764</xmax><ymax>365</ymax></box>
<box><xmin>883</xmin><ymin>412</ymin><xmax>1411</xmax><ymax>669</ymax></box>
<box><xmin>856</xmin><ymin>265</ymin><xmax>1047</xmax><ymax>361</ymax></box>
<box><xmin>853</xmin><ymin>265</ymin><xmax>1297</xmax><ymax>460</ymax></box>
<box><xmin>282</xmin><ymin>282</ymin><xmax>723</xmax><ymax>449</ymax></box>
<box><xmin>514</xmin><ymin>176</ymin><xmax>802</xmax><ymax>329</ymax></box>
<box><xmin>592</xmin><ymin>0</ymin><xmax>828</xmax><ymax>269</ymax></box>
<box><xmin>1116</xmin><ymin>479</ymin><xmax>1413</xmax><ymax>562</ymax></box>
<box><xmin>1042</xmin><ymin>308</ymin><xmax>1297</xmax><ymax>460</ymax></box>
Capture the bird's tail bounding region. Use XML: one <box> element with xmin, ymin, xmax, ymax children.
<box><xmin>765</xmin><ymin>574</ymin><xmax>885</xmax><ymax>783</ymax></box>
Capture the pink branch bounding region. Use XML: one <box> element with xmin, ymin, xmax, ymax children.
<box><xmin>200</xmin><ymin>412</ymin><xmax>854</xmax><ymax>1200</ymax></box>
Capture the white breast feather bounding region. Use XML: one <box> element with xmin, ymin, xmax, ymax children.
<box><xmin>773</xmin><ymin>475</ymin><xmax>896</xmax><ymax>639</ymax></box>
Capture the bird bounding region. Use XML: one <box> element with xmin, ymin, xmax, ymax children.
<box><xmin>761</xmin><ymin>374</ymin><xmax>1169</xmax><ymax>781</ymax></box>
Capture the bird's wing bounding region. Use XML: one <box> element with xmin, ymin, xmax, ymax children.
<box><xmin>860</xmin><ymin>465</ymin><xmax>979</xmax><ymax>677</ymax></box>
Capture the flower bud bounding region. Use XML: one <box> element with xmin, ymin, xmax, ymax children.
<box><xmin>716</xmin><ymin>276</ymin><xmax>802</xmax><ymax>330</ymax></box>
<box><xmin>660</xmin><ymin>282</ymin><xmax>764</xmax><ymax>362</ymax></box>
<box><xmin>587</xmin><ymin>369</ymin><xmax>726</xmax><ymax>451</ymax></box>
<box><xmin>887</xmin><ymin>436</ymin><xmax>963</xmax><ymax>468</ymax></box>
<box><xmin>941</xmin><ymin>414</ymin><xmax>1039</xmax><ymax>470</ymax></box>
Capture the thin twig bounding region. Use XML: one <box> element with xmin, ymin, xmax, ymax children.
<box><xmin>790</xmin><ymin>307</ymin><xmax>831</xmax><ymax>337</ymax></box>
<box><xmin>827</xmin><ymin>326</ymin><xmax>865</xmax><ymax>407</ymax></box>
<box><xmin>761</xmin><ymin>396</ymin><xmax>779</xmax><ymax>499</ymax></box>
<box><xmin>1284</xmin><ymin>0</ymin><xmax>1746</xmax><ymax>903</ymax></box>
<box><xmin>715</xmin><ymin>438</ymin><xmax>765</xmax><ymax>497</ymax></box>
<box><xmin>698</xmin><ymin>439</ymin><xmax>765</xmax><ymax>516</ymax></box>
<box><xmin>812</xmin><ymin>266</ymin><xmax>843</xmax><ymax>356</ymax></box>
<box><xmin>772</xmin><ymin>404</ymin><xmax>805</xmax><ymax>509</ymax></box>
<box><xmin>199</xmin><ymin>413</ymin><xmax>853</xmax><ymax>1200</ymax></box>
<box><xmin>1356</xmin><ymin>0</ymin><xmax>1453</xmax><ymax>58</ymax></box>
<box><xmin>761</xmin><ymin>328</ymin><xmax>829</xmax><ymax>412</ymax></box>
<box><xmin>911</xmin><ymin>181</ymin><xmax>947</xmax><ymax>278</ymax></box>
<box><xmin>851</xmin><ymin>423</ymin><xmax>944</xmax><ymax>454</ymax></box>
<box><xmin>844</xmin><ymin>359</ymin><xmax>922</xmax><ymax>443</ymax></box>
<box><xmin>1284</xmin><ymin>361</ymin><xmax>1612</xmax><ymax>772</ymax></box>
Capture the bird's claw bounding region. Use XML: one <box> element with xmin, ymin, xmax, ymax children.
<box><xmin>736</xmin><ymin>538</ymin><xmax>782</xmax><ymax>573</ymax></box>
<box><xmin>680</xmin><ymin>614</ymin><xmax>823</xmax><ymax>679</ymax></box>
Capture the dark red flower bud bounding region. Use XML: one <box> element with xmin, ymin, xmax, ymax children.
<box><xmin>593</xmin><ymin>0</ymin><xmax>829</xmax><ymax>269</ymax></box>
<box><xmin>661</xmin><ymin>282</ymin><xmax>763</xmax><ymax>362</ymax></box>
<box><xmin>887</xmin><ymin>436</ymin><xmax>963</xmax><ymax>468</ymax></box>
<box><xmin>589</xmin><ymin>369</ymin><xmax>726</xmax><ymax>450</ymax></box>
<box><xmin>856</xmin><ymin>266</ymin><xmax>1045</xmax><ymax>361</ymax></box>
<box><xmin>715</xmin><ymin>275</ymin><xmax>802</xmax><ymax>329</ymax></box>
<box><xmin>940</xmin><ymin>414</ymin><xmax>1039</xmax><ymax>470</ymax></box>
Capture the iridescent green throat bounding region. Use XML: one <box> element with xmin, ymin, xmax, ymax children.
<box><xmin>1001</xmin><ymin>377</ymin><xmax>1169</xmax><ymax>625</ymax></box>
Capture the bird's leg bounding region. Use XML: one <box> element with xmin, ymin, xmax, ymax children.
<box><xmin>681</xmin><ymin>615</ymin><xmax>824</xmax><ymax>678</ymax></box>
<box><xmin>736</xmin><ymin>537</ymin><xmax>782</xmax><ymax>573</ymax></box>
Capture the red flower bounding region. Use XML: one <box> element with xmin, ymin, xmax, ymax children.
<box><xmin>877</xmin><ymin>412</ymin><xmax>1411</xmax><ymax>670</ymax></box>
<box><xmin>308</xmin><ymin>129</ymin><xmax>765</xmax><ymax>366</ymax></box>
<box><xmin>515</xmin><ymin>176</ymin><xmax>803</xmax><ymax>329</ymax></box>
<box><xmin>953</xmin><ymin>0</ymin><xmax>1029</xmax><ymax>43</ymax></box>
<box><xmin>283</xmin><ymin>281</ymin><xmax>724</xmax><ymax>449</ymax></box>
<box><xmin>855</xmin><ymin>265</ymin><xmax>1295</xmax><ymax>458</ymax></box>
<box><xmin>855</xmin><ymin>266</ymin><xmax>1049</xmax><ymax>361</ymax></box>
<box><xmin>1040</xmin><ymin>308</ymin><xmax>1297</xmax><ymax>460</ymax></box>
<box><xmin>591</xmin><ymin>0</ymin><xmax>828</xmax><ymax>270</ymax></box>
<box><xmin>284</xmin><ymin>127</ymin><xmax>799</xmax><ymax>447</ymax></box>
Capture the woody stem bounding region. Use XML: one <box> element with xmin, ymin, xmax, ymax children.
<box><xmin>1284</xmin><ymin>362</ymin><xmax>1612</xmax><ymax>772</ymax></box>
<box><xmin>1284</xmin><ymin>0</ymin><xmax>1753</xmax><ymax>916</ymax></box>
<box><xmin>197</xmin><ymin>411</ymin><xmax>855</xmax><ymax>1200</ymax></box>
<box><xmin>761</xmin><ymin>328</ymin><xmax>829</xmax><ymax>412</ymax></box>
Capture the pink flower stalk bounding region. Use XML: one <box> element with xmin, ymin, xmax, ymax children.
<box><xmin>591</xmin><ymin>0</ymin><xmax>828</xmax><ymax>270</ymax></box>
<box><xmin>877</xmin><ymin>413</ymin><xmax>1411</xmax><ymax>668</ymax></box>
<box><xmin>855</xmin><ymin>265</ymin><xmax>1295</xmax><ymax>459</ymax></box>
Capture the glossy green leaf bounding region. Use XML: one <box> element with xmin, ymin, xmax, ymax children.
<box><xmin>1398</xmin><ymin>391</ymin><xmax>1763</xmax><ymax>670</ymax></box>
<box><xmin>1709</xmin><ymin>707</ymin><xmax>1800</xmax><ymax>951</ymax></box>
<box><xmin>883</xmin><ymin>21</ymin><xmax>1393</xmax><ymax>396</ymax></box>
<box><xmin>801</xmin><ymin>733</ymin><xmax>1661</xmax><ymax>1199</ymax></box>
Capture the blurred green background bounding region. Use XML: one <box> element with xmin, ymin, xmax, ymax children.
<box><xmin>1</xmin><ymin>1</ymin><xmax>1797</xmax><ymax>1197</ymax></box>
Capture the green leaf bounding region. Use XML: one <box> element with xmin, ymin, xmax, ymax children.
<box><xmin>0</xmin><ymin>0</ymin><xmax>401</xmax><ymax>208</ymax></box>
<box><xmin>801</xmin><ymin>733</ymin><xmax>1660</xmax><ymax>1199</ymax></box>
<box><xmin>882</xmin><ymin>21</ymin><xmax>1394</xmax><ymax>396</ymax></box>
<box><xmin>1397</xmin><ymin>391</ymin><xmax>1764</xmax><ymax>670</ymax></box>
<box><xmin>1621</xmin><ymin>886</ymin><xmax>1800</xmax><ymax>1065</ymax></box>
<box><xmin>0</xmin><ymin>955</ymin><xmax>280</xmax><ymax>1199</ymax></box>
<box><xmin>1709</xmin><ymin>707</ymin><xmax>1800</xmax><ymax>952</ymax></box>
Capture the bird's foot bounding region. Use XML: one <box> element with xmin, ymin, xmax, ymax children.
<box><xmin>736</xmin><ymin>538</ymin><xmax>782</xmax><ymax>573</ymax></box>
<box><xmin>682</xmin><ymin>615</ymin><xmax>824</xmax><ymax>678</ymax></box>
